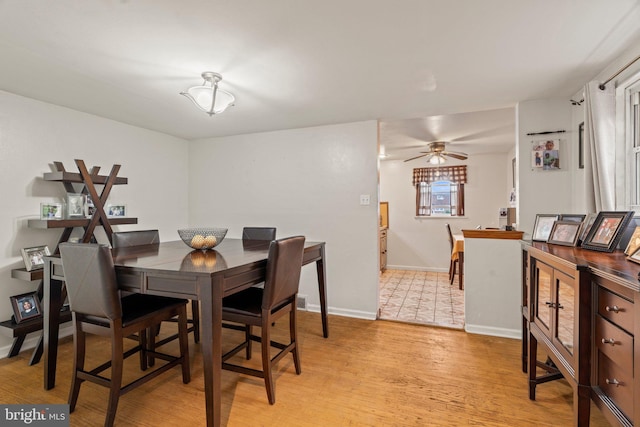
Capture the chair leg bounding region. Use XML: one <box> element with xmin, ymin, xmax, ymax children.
<box><xmin>191</xmin><ymin>300</ymin><xmax>200</xmax><ymax>343</ymax></box>
<box><xmin>245</xmin><ymin>325</ymin><xmax>252</xmax><ymax>360</ymax></box>
<box><xmin>138</xmin><ymin>328</ymin><xmax>148</xmax><ymax>371</ymax></box>
<box><xmin>290</xmin><ymin>308</ymin><xmax>301</xmax><ymax>375</ymax></box>
<box><xmin>450</xmin><ymin>260</ymin><xmax>458</xmax><ymax>285</ymax></box>
<box><xmin>68</xmin><ymin>322</ymin><xmax>85</xmax><ymax>412</ymax></box>
<box><xmin>177</xmin><ymin>307</ymin><xmax>191</xmax><ymax>384</ymax></box>
<box><xmin>105</xmin><ymin>334</ymin><xmax>124</xmax><ymax>427</ymax></box>
<box><xmin>262</xmin><ymin>322</ymin><xmax>275</xmax><ymax>405</ymax></box>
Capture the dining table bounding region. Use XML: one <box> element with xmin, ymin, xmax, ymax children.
<box><xmin>43</xmin><ymin>238</ymin><xmax>327</xmax><ymax>427</ymax></box>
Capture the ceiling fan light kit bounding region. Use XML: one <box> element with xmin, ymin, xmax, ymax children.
<box><xmin>181</xmin><ymin>71</ymin><xmax>235</xmax><ymax>116</ymax></box>
<box><xmin>403</xmin><ymin>141</ymin><xmax>468</xmax><ymax>164</ymax></box>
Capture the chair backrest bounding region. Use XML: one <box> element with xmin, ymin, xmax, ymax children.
<box><xmin>112</xmin><ymin>230</ymin><xmax>160</xmax><ymax>248</ymax></box>
<box><xmin>445</xmin><ymin>223</ymin><xmax>454</xmax><ymax>251</ymax></box>
<box><xmin>262</xmin><ymin>236</ymin><xmax>305</xmax><ymax>310</ymax></box>
<box><xmin>59</xmin><ymin>243</ymin><xmax>122</xmax><ymax>320</ymax></box>
<box><xmin>242</xmin><ymin>227</ymin><xmax>276</xmax><ymax>241</ymax></box>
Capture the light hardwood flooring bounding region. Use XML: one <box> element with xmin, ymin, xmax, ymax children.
<box><xmin>0</xmin><ymin>311</ymin><xmax>610</xmax><ymax>426</ymax></box>
<box><xmin>379</xmin><ymin>270</ymin><xmax>465</xmax><ymax>329</ymax></box>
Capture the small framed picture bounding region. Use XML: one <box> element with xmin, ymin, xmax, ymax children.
<box><xmin>67</xmin><ymin>193</ymin><xmax>86</xmax><ymax>218</ymax></box>
<box><xmin>40</xmin><ymin>202</ymin><xmax>63</xmax><ymax>220</ymax></box>
<box><xmin>86</xmin><ymin>194</ymin><xmax>96</xmax><ymax>217</ymax></box>
<box><xmin>559</xmin><ymin>214</ymin><xmax>586</xmax><ymax>223</ymax></box>
<box><xmin>547</xmin><ymin>221</ymin><xmax>582</xmax><ymax>247</ymax></box>
<box><xmin>581</xmin><ymin>211</ymin><xmax>634</xmax><ymax>252</ymax></box>
<box><xmin>624</xmin><ymin>226</ymin><xmax>640</xmax><ymax>255</ymax></box>
<box><xmin>578</xmin><ymin>213</ymin><xmax>598</xmax><ymax>245</ymax></box>
<box><xmin>21</xmin><ymin>245</ymin><xmax>51</xmax><ymax>271</ymax></box>
<box><xmin>107</xmin><ymin>204</ymin><xmax>126</xmax><ymax>217</ymax></box>
<box><xmin>627</xmin><ymin>247</ymin><xmax>640</xmax><ymax>265</ymax></box>
<box><xmin>532</xmin><ymin>214</ymin><xmax>559</xmax><ymax>241</ymax></box>
<box><xmin>10</xmin><ymin>292</ymin><xmax>42</xmax><ymax>323</ymax></box>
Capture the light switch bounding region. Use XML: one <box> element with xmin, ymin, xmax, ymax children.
<box><xmin>360</xmin><ymin>194</ymin><xmax>370</xmax><ymax>205</ymax></box>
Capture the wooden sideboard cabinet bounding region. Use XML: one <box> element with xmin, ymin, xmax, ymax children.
<box><xmin>522</xmin><ymin>241</ymin><xmax>640</xmax><ymax>427</ymax></box>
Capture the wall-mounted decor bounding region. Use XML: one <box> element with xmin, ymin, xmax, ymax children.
<box><xmin>531</xmin><ymin>139</ymin><xmax>560</xmax><ymax>170</ymax></box>
<box><xmin>578</xmin><ymin>122</ymin><xmax>584</xmax><ymax>169</ymax></box>
<box><xmin>10</xmin><ymin>292</ymin><xmax>42</xmax><ymax>323</ymax></box>
<box><xmin>581</xmin><ymin>211</ymin><xmax>634</xmax><ymax>252</ymax></box>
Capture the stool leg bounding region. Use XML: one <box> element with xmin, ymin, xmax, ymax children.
<box><xmin>105</xmin><ymin>333</ymin><xmax>124</xmax><ymax>427</ymax></box>
<box><xmin>68</xmin><ymin>321</ymin><xmax>85</xmax><ymax>412</ymax></box>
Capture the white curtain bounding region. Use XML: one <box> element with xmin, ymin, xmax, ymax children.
<box><xmin>584</xmin><ymin>81</ymin><xmax>616</xmax><ymax>211</ymax></box>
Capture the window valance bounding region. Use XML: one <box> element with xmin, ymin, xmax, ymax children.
<box><xmin>412</xmin><ymin>165</ymin><xmax>468</xmax><ymax>185</ymax></box>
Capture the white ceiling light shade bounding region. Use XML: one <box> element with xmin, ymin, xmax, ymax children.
<box><xmin>180</xmin><ymin>71</ymin><xmax>235</xmax><ymax>116</ymax></box>
<box><xmin>429</xmin><ymin>154</ymin><xmax>446</xmax><ymax>164</ymax></box>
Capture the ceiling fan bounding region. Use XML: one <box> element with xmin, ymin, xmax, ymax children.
<box><xmin>403</xmin><ymin>141</ymin><xmax>468</xmax><ymax>164</ymax></box>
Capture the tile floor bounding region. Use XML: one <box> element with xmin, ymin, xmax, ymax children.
<box><xmin>379</xmin><ymin>269</ymin><xmax>465</xmax><ymax>329</ymax></box>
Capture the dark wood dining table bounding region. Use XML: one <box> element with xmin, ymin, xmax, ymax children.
<box><xmin>43</xmin><ymin>238</ymin><xmax>327</xmax><ymax>427</ymax></box>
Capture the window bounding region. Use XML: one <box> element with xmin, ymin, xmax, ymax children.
<box><xmin>413</xmin><ymin>166</ymin><xmax>466</xmax><ymax>217</ymax></box>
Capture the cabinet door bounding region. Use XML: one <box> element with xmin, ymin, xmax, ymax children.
<box><xmin>533</xmin><ymin>260</ymin><xmax>553</xmax><ymax>336</ymax></box>
<box><xmin>554</xmin><ymin>270</ymin><xmax>576</xmax><ymax>359</ymax></box>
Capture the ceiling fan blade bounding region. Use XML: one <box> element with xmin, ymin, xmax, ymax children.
<box><xmin>403</xmin><ymin>153</ymin><xmax>429</xmax><ymax>162</ymax></box>
<box><xmin>442</xmin><ymin>152</ymin><xmax>468</xmax><ymax>160</ymax></box>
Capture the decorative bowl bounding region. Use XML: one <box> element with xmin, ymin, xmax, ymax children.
<box><xmin>178</xmin><ymin>227</ymin><xmax>228</xmax><ymax>250</ymax></box>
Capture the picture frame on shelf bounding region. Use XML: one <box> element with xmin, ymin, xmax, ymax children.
<box><xmin>107</xmin><ymin>204</ymin><xmax>126</xmax><ymax>217</ymax></box>
<box><xmin>578</xmin><ymin>213</ymin><xmax>598</xmax><ymax>245</ymax></box>
<box><xmin>559</xmin><ymin>214</ymin><xmax>586</xmax><ymax>223</ymax></box>
<box><xmin>21</xmin><ymin>245</ymin><xmax>51</xmax><ymax>271</ymax></box>
<box><xmin>628</xmin><ymin>246</ymin><xmax>640</xmax><ymax>264</ymax></box>
<box><xmin>532</xmin><ymin>214</ymin><xmax>559</xmax><ymax>241</ymax></box>
<box><xmin>547</xmin><ymin>221</ymin><xmax>582</xmax><ymax>247</ymax></box>
<box><xmin>581</xmin><ymin>211</ymin><xmax>634</xmax><ymax>252</ymax></box>
<box><xmin>66</xmin><ymin>193</ymin><xmax>86</xmax><ymax>218</ymax></box>
<box><xmin>10</xmin><ymin>291</ymin><xmax>42</xmax><ymax>323</ymax></box>
<box><xmin>40</xmin><ymin>202</ymin><xmax>62</xmax><ymax>220</ymax></box>
<box><xmin>624</xmin><ymin>226</ymin><xmax>640</xmax><ymax>255</ymax></box>
<box><xmin>85</xmin><ymin>194</ymin><xmax>96</xmax><ymax>217</ymax></box>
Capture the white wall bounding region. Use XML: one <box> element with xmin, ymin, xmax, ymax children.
<box><xmin>188</xmin><ymin>121</ymin><xmax>380</xmax><ymax>319</ymax></box>
<box><xmin>0</xmin><ymin>90</ymin><xmax>189</xmax><ymax>355</ymax></box>
<box><xmin>379</xmin><ymin>152</ymin><xmax>511</xmax><ymax>271</ymax></box>
<box><xmin>516</xmin><ymin>98</ymin><xmax>574</xmax><ymax>236</ymax></box>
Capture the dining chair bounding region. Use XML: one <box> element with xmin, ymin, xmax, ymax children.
<box><xmin>112</xmin><ymin>230</ymin><xmax>200</xmax><ymax>345</ymax></box>
<box><xmin>242</xmin><ymin>226</ymin><xmax>277</xmax><ymax>241</ymax></box>
<box><xmin>445</xmin><ymin>223</ymin><xmax>458</xmax><ymax>285</ymax></box>
<box><xmin>59</xmin><ymin>243</ymin><xmax>190</xmax><ymax>427</ymax></box>
<box><xmin>221</xmin><ymin>235</ymin><xmax>305</xmax><ymax>404</ymax></box>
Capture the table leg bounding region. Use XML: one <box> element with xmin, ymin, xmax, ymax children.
<box><xmin>200</xmin><ymin>276</ymin><xmax>222</xmax><ymax>427</ymax></box>
<box><xmin>316</xmin><ymin>245</ymin><xmax>328</xmax><ymax>338</ymax></box>
<box><xmin>458</xmin><ymin>252</ymin><xmax>464</xmax><ymax>290</ymax></box>
<box><xmin>44</xmin><ymin>260</ymin><xmax>64</xmax><ymax>390</ymax></box>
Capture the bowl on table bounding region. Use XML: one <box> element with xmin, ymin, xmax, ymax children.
<box><xmin>178</xmin><ymin>227</ymin><xmax>228</xmax><ymax>250</ymax></box>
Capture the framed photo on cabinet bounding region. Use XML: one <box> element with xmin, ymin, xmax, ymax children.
<box><xmin>547</xmin><ymin>221</ymin><xmax>581</xmax><ymax>247</ymax></box>
<box><xmin>581</xmin><ymin>211</ymin><xmax>634</xmax><ymax>252</ymax></box>
<box><xmin>532</xmin><ymin>214</ymin><xmax>559</xmax><ymax>241</ymax></box>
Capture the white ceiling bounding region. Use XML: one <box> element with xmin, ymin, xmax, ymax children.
<box><xmin>1</xmin><ymin>0</ymin><xmax>639</xmax><ymax>154</ymax></box>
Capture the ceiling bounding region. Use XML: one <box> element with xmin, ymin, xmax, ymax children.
<box><xmin>1</xmin><ymin>1</ymin><xmax>640</xmax><ymax>152</ymax></box>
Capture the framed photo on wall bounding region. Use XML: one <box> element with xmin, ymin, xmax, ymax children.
<box><xmin>10</xmin><ymin>291</ymin><xmax>42</xmax><ymax>323</ymax></box>
<box><xmin>532</xmin><ymin>214</ymin><xmax>559</xmax><ymax>241</ymax></box>
<box><xmin>581</xmin><ymin>211</ymin><xmax>634</xmax><ymax>252</ymax></box>
<box><xmin>547</xmin><ymin>221</ymin><xmax>581</xmax><ymax>247</ymax></box>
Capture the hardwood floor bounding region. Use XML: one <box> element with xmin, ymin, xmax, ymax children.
<box><xmin>379</xmin><ymin>270</ymin><xmax>464</xmax><ymax>329</ymax></box>
<box><xmin>0</xmin><ymin>311</ymin><xmax>610</xmax><ymax>426</ymax></box>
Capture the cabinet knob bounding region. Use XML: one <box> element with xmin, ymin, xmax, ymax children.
<box><xmin>545</xmin><ymin>301</ymin><xmax>555</xmax><ymax>308</ymax></box>
<box><xmin>605</xmin><ymin>305</ymin><xmax>621</xmax><ymax>313</ymax></box>
<box><xmin>601</xmin><ymin>338</ymin><xmax>617</xmax><ymax>346</ymax></box>
<box><xmin>605</xmin><ymin>378</ymin><xmax>621</xmax><ymax>387</ymax></box>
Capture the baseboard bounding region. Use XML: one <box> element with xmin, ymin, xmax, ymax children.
<box><xmin>0</xmin><ymin>324</ymin><xmax>74</xmax><ymax>359</ymax></box>
<box><xmin>305</xmin><ymin>303</ymin><xmax>377</xmax><ymax>320</ymax></box>
<box><xmin>385</xmin><ymin>265</ymin><xmax>448</xmax><ymax>273</ymax></box>
<box><xmin>464</xmin><ymin>323</ymin><xmax>521</xmax><ymax>340</ymax></box>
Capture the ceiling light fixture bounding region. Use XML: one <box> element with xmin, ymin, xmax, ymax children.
<box><xmin>180</xmin><ymin>71</ymin><xmax>235</xmax><ymax>116</ymax></box>
<box><xmin>429</xmin><ymin>154</ymin><xmax>446</xmax><ymax>165</ymax></box>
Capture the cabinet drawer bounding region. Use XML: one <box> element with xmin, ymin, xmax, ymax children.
<box><xmin>597</xmin><ymin>353</ymin><xmax>634</xmax><ymax>420</ymax></box>
<box><xmin>595</xmin><ymin>315</ymin><xmax>633</xmax><ymax>371</ymax></box>
<box><xmin>597</xmin><ymin>287</ymin><xmax>633</xmax><ymax>333</ymax></box>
